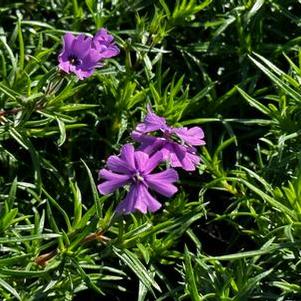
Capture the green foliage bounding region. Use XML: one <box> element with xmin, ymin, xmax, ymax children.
<box><xmin>0</xmin><ymin>0</ymin><xmax>301</xmax><ymax>300</ymax></box>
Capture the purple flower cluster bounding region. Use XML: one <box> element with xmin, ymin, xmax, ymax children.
<box><xmin>132</xmin><ymin>106</ymin><xmax>205</xmax><ymax>171</ymax></box>
<box><xmin>58</xmin><ymin>28</ymin><xmax>119</xmax><ymax>80</ymax></box>
<box><xmin>98</xmin><ymin>106</ymin><xmax>205</xmax><ymax>215</ymax></box>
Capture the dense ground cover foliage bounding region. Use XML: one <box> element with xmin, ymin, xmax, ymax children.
<box><xmin>0</xmin><ymin>0</ymin><xmax>301</xmax><ymax>300</ymax></box>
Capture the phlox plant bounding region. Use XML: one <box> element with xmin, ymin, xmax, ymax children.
<box><xmin>1</xmin><ymin>1</ymin><xmax>301</xmax><ymax>300</ymax></box>
<box><xmin>0</xmin><ymin>18</ymin><xmax>207</xmax><ymax>300</ymax></box>
<box><xmin>57</xmin><ymin>29</ymin><xmax>205</xmax><ymax>214</ymax></box>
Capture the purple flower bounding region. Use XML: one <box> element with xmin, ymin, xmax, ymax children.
<box><xmin>98</xmin><ymin>144</ymin><xmax>179</xmax><ymax>214</ymax></box>
<box><xmin>92</xmin><ymin>28</ymin><xmax>120</xmax><ymax>59</ymax></box>
<box><xmin>58</xmin><ymin>29</ymin><xmax>119</xmax><ymax>80</ymax></box>
<box><xmin>132</xmin><ymin>106</ymin><xmax>205</xmax><ymax>171</ymax></box>
<box><xmin>58</xmin><ymin>33</ymin><xmax>103</xmax><ymax>80</ymax></box>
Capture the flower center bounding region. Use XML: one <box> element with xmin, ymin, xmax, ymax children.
<box><xmin>132</xmin><ymin>172</ymin><xmax>144</xmax><ymax>182</ymax></box>
<box><xmin>68</xmin><ymin>55</ymin><xmax>81</xmax><ymax>66</ymax></box>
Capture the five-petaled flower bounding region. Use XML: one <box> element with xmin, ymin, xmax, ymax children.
<box><xmin>98</xmin><ymin>144</ymin><xmax>179</xmax><ymax>214</ymax></box>
<box><xmin>132</xmin><ymin>106</ymin><xmax>205</xmax><ymax>171</ymax></box>
<box><xmin>58</xmin><ymin>28</ymin><xmax>119</xmax><ymax>80</ymax></box>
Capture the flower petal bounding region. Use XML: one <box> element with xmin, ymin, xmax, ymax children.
<box><xmin>58</xmin><ymin>33</ymin><xmax>76</xmax><ymax>69</ymax></box>
<box><xmin>132</xmin><ymin>132</ymin><xmax>166</xmax><ymax>155</ymax></box>
<box><xmin>107</xmin><ymin>155</ymin><xmax>132</xmax><ymax>174</ymax></box>
<box><xmin>92</xmin><ymin>28</ymin><xmax>120</xmax><ymax>59</ymax></box>
<box><xmin>142</xmin><ymin>151</ymin><xmax>163</xmax><ymax>174</ymax></box>
<box><xmin>72</xmin><ymin>34</ymin><xmax>92</xmax><ymax>57</ymax></box>
<box><xmin>132</xmin><ymin>131</ymin><xmax>159</xmax><ymax>145</ymax></box>
<box><xmin>98</xmin><ymin>169</ymin><xmax>130</xmax><ymax>194</ymax></box>
<box><xmin>98</xmin><ymin>46</ymin><xmax>120</xmax><ymax>59</ymax></box>
<box><xmin>145</xmin><ymin>169</ymin><xmax>178</xmax><ymax>197</ymax></box>
<box><xmin>136</xmin><ymin>106</ymin><xmax>168</xmax><ymax>133</ymax></box>
<box><xmin>116</xmin><ymin>185</ymin><xmax>137</xmax><ymax>214</ymax></box>
<box><xmin>63</xmin><ymin>33</ymin><xmax>75</xmax><ymax>53</ymax></box>
<box><xmin>116</xmin><ymin>184</ymin><xmax>161</xmax><ymax>214</ymax></box>
<box><xmin>131</xmin><ymin>130</ymin><xmax>145</xmax><ymax>142</ymax></box>
<box><xmin>133</xmin><ymin>185</ymin><xmax>148</xmax><ymax>214</ymax></box>
<box><xmin>179</xmin><ymin>151</ymin><xmax>200</xmax><ymax>171</ymax></box>
<box><xmin>163</xmin><ymin>143</ymin><xmax>186</xmax><ymax>165</ymax></box>
<box><xmin>58</xmin><ymin>61</ymin><xmax>71</xmax><ymax>73</ymax></box>
<box><xmin>120</xmin><ymin>144</ymin><xmax>136</xmax><ymax>171</ymax></box>
<box><xmin>73</xmin><ymin>68</ymin><xmax>94</xmax><ymax>80</ymax></box>
<box><xmin>81</xmin><ymin>48</ymin><xmax>102</xmax><ymax>69</ymax></box>
<box><xmin>134</xmin><ymin>151</ymin><xmax>149</xmax><ymax>171</ymax></box>
<box><xmin>137</xmin><ymin>184</ymin><xmax>161</xmax><ymax>213</ymax></box>
<box><xmin>95</xmin><ymin>28</ymin><xmax>114</xmax><ymax>42</ymax></box>
<box><xmin>166</xmin><ymin>143</ymin><xmax>200</xmax><ymax>171</ymax></box>
<box><xmin>173</xmin><ymin>126</ymin><xmax>205</xmax><ymax>146</ymax></box>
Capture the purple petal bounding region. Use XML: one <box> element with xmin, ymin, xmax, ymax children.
<box><xmin>134</xmin><ymin>151</ymin><xmax>149</xmax><ymax>171</ymax></box>
<box><xmin>142</xmin><ymin>151</ymin><xmax>163</xmax><ymax>174</ymax></box>
<box><xmin>120</xmin><ymin>144</ymin><xmax>136</xmax><ymax>171</ymax></box>
<box><xmin>138</xmin><ymin>185</ymin><xmax>162</xmax><ymax>213</ymax></box>
<box><xmin>63</xmin><ymin>33</ymin><xmax>75</xmax><ymax>53</ymax></box>
<box><xmin>94</xmin><ymin>28</ymin><xmax>114</xmax><ymax>43</ymax></box>
<box><xmin>131</xmin><ymin>131</ymin><xmax>159</xmax><ymax>146</ymax></box>
<box><xmin>92</xmin><ymin>28</ymin><xmax>120</xmax><ymax>59</ymax></box>
<box><xmin>132</xmin><ymin>131</ymin><xmax>166</xmax><ymax>156</ymax></box>
<box><xmin>162</xmin><ymin>143</ymin><xmax>186</xmax><ymax>164</ymax></box>
<box><xmin>140</xmin><ymin>138</ymin><xmax>166</xmax><ymax>156</ymax></box>
<box><xmin>180</xmin><ymin>152</ymin><xmax>200</xmax><ymax>171</ymax></box>
<box><xmin>131</xmin><ymin>130</ymin><xmax>144</xmax><ymax>142</ymax></box>
<box><xmin>116</xmin><ymin>184</ymin><xmax>137</xmax><ymax>214</ymax></box>
<box><xmin>73</xmin><ymin>48</ymin><xmax>104</xmax><ymax>79</ymax></box>
<box><xmin>160</xmin><ymin>145</ymin><xmax>172</xmax><ymax>161</ymax></box>
<box><xmin>132</xmin><ymin>184</ymin><xmax>148</xmax><ymax>214</ymax></box>
<box><xmin>165</xmin><ymin>144</ymin><xmax>200</xmax><ymax>171</ymax></box>
<box><xmin>72</xmin><ymin>34</ymin><xmax>92</xmax><ymax>57</ymax></box>
<box><xmin>173</xmin><ymin>126</ymin><xmax>205</xmax><ymax>146</ymax></box>
<box><xmin>107</xmin><ymin>155</ymin><xmax>132</xmax><ymax>174</ymax></box>
<box><xmin>73</xmin><ymin>68</ymin><xmax>94</xmax><ymax>80</ymax></box>
<box><xmin>98</xmin><ymin>169</ymin><xmax>130</xmax><ymax>194</ymax></box>
<box><xmin>98</xmin><ymin>46</ymin><xmax>120</xmax><ymax>59</ymax></box>
<box><xmin>58</xmin><ymin>33</ymin><xmax>76</xmax><ymax>61</ymax></box>
<box><xmin>145</xmin><ymin>169</ymin><xmax>178</xmax><ymax>197</ymax></box>
<box><xmin>116</xmin><ymin>184</ymin><xmax>161</xmax><ymax>214</ymax></box>
<box><xmin>58</xmin><ymin>33</ymin><xmax>76</xmax><ymax>70</ymax></box>
<box><xmin>81</xmin><ymin>48</ymin><xmax>102</xmax><ymax>69</ymax></box>
<box><xmin>58</xmin><ymin>60</ymin><xmax>71</xmax><ymax>73</ymax></box>
<box><xmin>136</xmin><ymin>106</ymin><xmax>168</xmax><ymax>133</ymax></box>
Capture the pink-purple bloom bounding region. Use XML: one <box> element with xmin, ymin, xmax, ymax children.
<box><xmin>58</xmin><ymin>28</ymin><xmax>119</xmax><ymax>80</ymax></box>
<box><xmin>98</xmin><ymin>144</ymin><xmax>179</xmax><ymax>214</ymax></box>
<box><xmin>92</xmin><ymin>28</ymin><xmax>120</xmax><ymax>59</ymax></box>
<box><xmin>58</xmin><ymin>33</ymin><xmax>102</xmax><ymax>80</ymax></box>
<box><xmin>132</xmin><ymin>106</ymin><xmax>205</xmax><ymax>171</ymax></box>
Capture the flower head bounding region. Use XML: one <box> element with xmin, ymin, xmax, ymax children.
<box><xmin>58</xmin><ymin>33</ymin><xmax>103</xmax><ymax>80</ymax></box>
<box><xmin>92</xmin><ymin>28</ymin><xmax>120</xmax><ymax>59</ymax></box>
<box><xmin>132</xmin><ymin>106</ymin><xmax>205</xmax><ymax>171</ymax></box>
<box><xmin>98</xmin><ymin>144</ymin><xmax>179</xmax><ymax>214</ymax></box>
<box><xmin>58</xmin><ymin>29</ymin><xmax>119</xmax><ymax>80</ymax></box>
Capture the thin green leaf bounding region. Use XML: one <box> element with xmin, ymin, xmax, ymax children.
<box><xmin>0</xmin><ymin>278</ymin><xmax>21</xmax><ymax>300</ymax></box>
